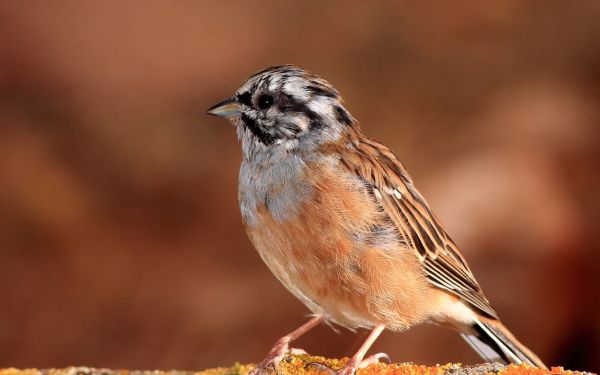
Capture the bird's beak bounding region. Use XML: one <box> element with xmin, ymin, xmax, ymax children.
<box><xmin>206</xmin><ymin>97</ymin><xmax>241</xmax><ymax>117</ymax></box>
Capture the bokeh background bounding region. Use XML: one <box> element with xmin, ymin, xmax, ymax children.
<box><xmin>1</xmin><ymin>1</ymin><xmax>599</xmax><ymax>372</ymax></box>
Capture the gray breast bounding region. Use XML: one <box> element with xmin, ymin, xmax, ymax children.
<box><xmin>238</xmin><ymin>150</ymin><xmax>313</xmax><ymax>226</ymax></box>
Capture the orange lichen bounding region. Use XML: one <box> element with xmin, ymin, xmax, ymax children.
<box><xmin>0</xmin><ymin>356</ymin><xmax>593</xmax><ymax>375</ymax></box>
<box><xmin>242</xmin><ymin>355</ymin><xmax>507</xmax><ymax>375</ymax></box>
<box><xmin>235</xmin><ymin>355</ymin><xmax>593</xmax><ymax>375</ymax></box>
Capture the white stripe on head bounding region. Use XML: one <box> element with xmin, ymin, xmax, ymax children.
<box><xmin>283</xmin><ymin>77</ymin><xmax>310</xmax><ymax>101</ymax></box>
<box><xmin>268</xmin><ymin>75</ymin><xmax>283</xmax><ymax>91</ymax></box>
<box><xmin>307</xmin><ymin>96</ymin><xmax>335</xmax><ymax>119</ymax></box>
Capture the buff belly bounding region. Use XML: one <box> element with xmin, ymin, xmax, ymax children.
<box><xmin>242</xmin><ymin>161</ymin><xmax>433</xmax><ymax>331</ymax></box>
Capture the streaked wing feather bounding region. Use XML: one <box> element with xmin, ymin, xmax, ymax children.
<box><xmin>338</xmin><ymin>136</ymin><xmax>498</xmax><ymax>319</ymax></box>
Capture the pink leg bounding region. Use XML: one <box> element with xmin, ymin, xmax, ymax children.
<box><xmin>337</xmin><ymin>324</ymin><xmax>386</xmax><ymax>375</ymax></box>
<box><xmin>249</xmin><ymin>315</ymin><xmax>323</xmax><ymax>375</ymax></box>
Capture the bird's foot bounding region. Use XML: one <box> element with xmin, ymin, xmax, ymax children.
<box><xmin>249</xmin><ymin>337</ymin><xmax>308</xmax><ymax>375</ymax></box>
<box><xmin>357</xmin><ymin>352</ymin><xmax>392</xmax><ymax>367</ymax></box>
<box><xmin>307</xmin><ymin>353</ymin><xmax>391</xmax><ymax>375</ymax></box>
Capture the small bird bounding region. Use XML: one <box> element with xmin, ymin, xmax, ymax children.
<box><xmin>207</xmin><ymin>65</ymin><xmax>546</xmax><ymax>374</ymax></box>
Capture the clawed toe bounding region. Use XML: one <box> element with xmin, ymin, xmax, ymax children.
<box><xmin>250</xmin><ymin>347</ymin><xmax>312</xmax><ymax>375</ymax></box>
<box><xmin>334</xmin><ymin>352</ymin><xmax>391</xmax><ymax>375</ymax></box>
<box><xmin>248</xmin><ymin>365</ymin><xmax>270</xmax><ymax>375</ymax></box>
<box><xmin>289</xmin><ymin>348</ymin><xmax>308</xmax><ymax>355</ymax></box>
<box><xmin>305</xmin><ymin>362</ymin><xmax>337</xmax><ymax>375</ymax></box>
<box><xmin>249</xmin><ymin>361</ymin><xmax>277</xmax><ymax>375</ymax></box>
<box><xmin>359</xmin><ymin>352</ymin><xmax>391</xmax><ymax>367</ymax></box>
<box><xmin>249</xmin><ymin>353</ymin><xmax>284</xmax><ymax>375</ymax></box>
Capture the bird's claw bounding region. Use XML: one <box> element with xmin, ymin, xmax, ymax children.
<box><xmin>288</xmin><ymin>348</ymin><xmax>308</xmax><ymax>355</ymax></box>
<box><xmin>250</xmin><ymin>342</ymin><xmax>310</xmax><ymax>375</ymax></box>
<box><xmin>305</xmin><ymin>362</ymin><xmax>337</xmax><ymax>375</ymax></box>
<box><xmin>329</xmin><ymin>352</ymin><xmax>391</xmax><ymax>375</ymax></box>
<box><xmin>360</xmin><ymin>352</ymin><xmax>391</xmax><ymax>366</ymax></box>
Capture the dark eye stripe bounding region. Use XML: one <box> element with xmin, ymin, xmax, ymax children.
<box><xmin>280</xmin><ymin>93</ymin><xmax>320</xmax><ymax>120</ymax></box>
<box><xmin>237</xmin><ymin>92</ymin><xmax>252</xmax><ymax>107</ymax></box>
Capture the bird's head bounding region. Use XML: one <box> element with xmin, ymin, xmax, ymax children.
<box><xmin>207</xmin><ymin>65</ymin><xmax>356</xmax><ymax>156</ymax></box>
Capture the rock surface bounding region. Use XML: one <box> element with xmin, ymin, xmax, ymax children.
<box><xmin>0</xmin><ymin>355</ymin><xmax>594</xmax><ymax>375</ymax></box>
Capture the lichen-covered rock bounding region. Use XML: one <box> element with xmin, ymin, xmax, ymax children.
<box><xmin>0</xmin><ymin>355</ymin><xmax>593</xmax><ymax>375</ymax></box>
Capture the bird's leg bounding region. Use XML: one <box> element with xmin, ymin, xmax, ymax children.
<box><xmin>336</xmin><ymin>324</ymin><xmax>386</xmax><ymax>375</ymax></box>
<box><xmin>250</xmin><ymin>315</ymin><xmax>323</xmax><ymax>375</ymax></box>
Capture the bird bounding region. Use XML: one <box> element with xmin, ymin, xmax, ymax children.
<box><xmin>207</xmin><ymin>65</ymin><xmax>546</xmax><ymax>375</ymax></box>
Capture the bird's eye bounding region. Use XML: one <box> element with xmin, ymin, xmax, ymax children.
<box><xmin>257</xmin><ymin>94</ymin><xmax>274</xmax><ymax>109</ymax></box>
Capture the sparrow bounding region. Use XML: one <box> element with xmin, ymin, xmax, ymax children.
<box><xmin>207</xmin><ymin>65</ymin><xmax>546</xmax><ymax>374</ymax></box>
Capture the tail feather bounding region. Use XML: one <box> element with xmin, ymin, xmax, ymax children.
<box><xmin>460</xmin><ymin>332</ymin><xmax>506</xmax><ymax>364</ymax></box>
<box><xmin>461</xmin><ymin>318</ymin><xmax>547</xmax><ymax>369</ymax></box>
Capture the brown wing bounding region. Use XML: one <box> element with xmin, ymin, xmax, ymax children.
<box><xmin>333</xmin><ymin>134</ymin><xmax>498</xmax><ymax>319</ymax></box>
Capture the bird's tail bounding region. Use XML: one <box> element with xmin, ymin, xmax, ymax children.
<box><xmin>460</xmin><ymin>317</ymin><xmax>547</xmax><ymax>369</ymax></box>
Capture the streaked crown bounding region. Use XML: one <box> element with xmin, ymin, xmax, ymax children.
<box><xmin>208</xmin><ymin>65</ymin><xmax>356</xmax><ymax>152</ymax></box>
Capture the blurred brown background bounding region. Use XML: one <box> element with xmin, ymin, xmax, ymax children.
<box><xmin>0</xmin><ymin>0</ymin><xmax>599</xmax><ymax>372</ymax></box>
